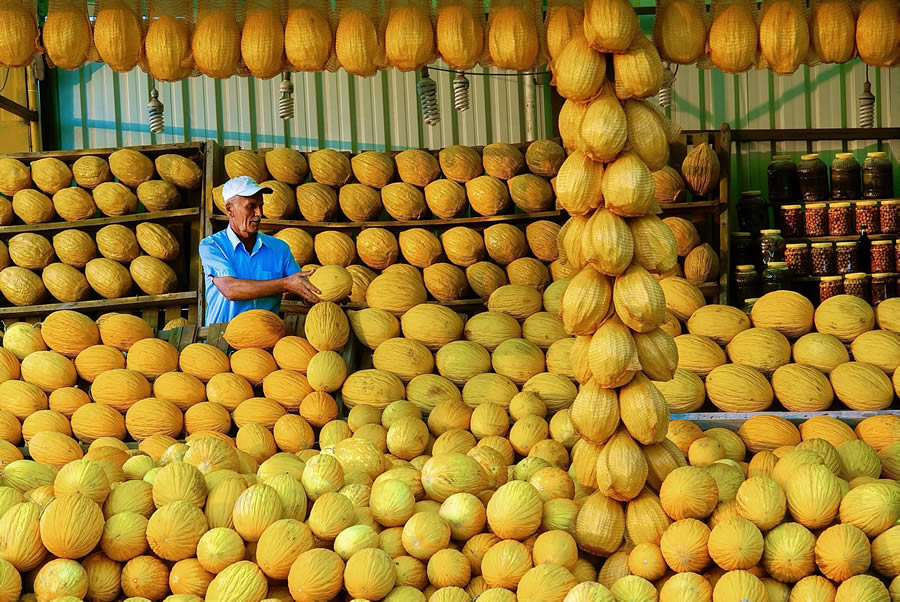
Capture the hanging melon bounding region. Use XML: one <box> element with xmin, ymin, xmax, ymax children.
<box><xmin>0</xmin><ymin>0</ymin><xmax>39</xmax><ymax>68</ymax></box>
<box><xmin>242</xmin><ymin>4</ymin><xmax>285</xmax><ymax>79</ymax></box>
<box><xmin>192</xmin><ymin>6</ymin><xmax>241</xmax><ymax>79</ymax></box>
<box><xmin>856</xmin><ymin>0</ymin><xmax>900</xmax><ymax>67</ymax></box>
<box><xmin>584</xmin><ymin>0</ymin><xmax>639</xmax><ymax>53</ymax></box>
<box><xmin>386</xmin><ymin>0</ymin><xmax>435</xmax><ymax>72</ymax></box>
<box><xmin>488</xmin><ymin>2</ymin><xmax>541</xmax><ymax>71</ymax></box>
<box><xmin>708</xmin><ymin>0</ymin><xmax>759</xmax><ymax>73</ymax></box>
<box><xmin>654</xmin><ymin>0</ymin><xmax>707</xmax><ymax>64</ymax></box>
<box><xmin>554</xmin><ymin>32</ymin><xmax>606</xmax><ymax>102</ymax></box>
<box><xmin>545</xmin><ymin>4</ymin><xmax>583</xmax><ymax>69</ymax></box>
<box><xmin>144</xmin><ymin>6</ymin><xmax>194</xmax><ymax>82</ymax></box>
<box><xmin>43</xmin><ymin>0</ymin><xmax>95</xmax><ymax>70</ymax></box>
<box><xmin>93</xmin><ymin>0</ymin><xmax>144</xmax><ymax>72</ymax></box>
<box><xmin>285</xmin><ymin>1</ymin><xmax>335</xmax><ymax>72</ymax></box>
<box><xmin>810</xmin><ymin>0</ymin><xmax>857</xmax><ymax>64</ymax></box>
<box><xmin>759</xmin><ymin>0</ymin><xmax>810</xmax><ymax>74</ymax></box>
<box><xmin>336</xmin><ymin>7</ymin><xmax>381</xmax><ymax>77</ymax></box>
<box><xmin>436</xmin><ymin>0</ymin><xmax>485</xmax><ymax>70</ymax></box>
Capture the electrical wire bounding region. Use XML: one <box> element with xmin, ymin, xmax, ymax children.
<box><xmin>424</xmin><ymin>65</ymin><xmax>551</xmax><ymax>78</ymax></box>
<box><xmin>0</xmin><ymin>67</ymin><xmax>10</xmax><ymax>95</ymax></box>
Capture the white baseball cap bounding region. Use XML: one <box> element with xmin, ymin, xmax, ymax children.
<box><xmin>222</xmin><ymin>176</ymin><xmax>273</xmax><ymax>202</ymax></box>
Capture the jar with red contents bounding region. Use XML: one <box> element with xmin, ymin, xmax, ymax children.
<box><xmin>844</xmin><ymin>272</ymin><xmax>871</xmax><ymax>302</ymax></box>
<box><xmin>881</xmin><ymin>200</ymin><xmax>898</xmax><ymax>235</ymax></box>
<box><xmin>836</xmin><ymin>242</ymin><xmax>858</xmax><ymax>275</ymax></box>
<box><xmin>811</xmin><ymin>242</ymin><xmax>836</xmax><ymax>276</ymax></box>
<box><xmin>871</xmin><ymin>240</ymin><xmax>895</xmax><ymax>273</ymax></box>
<box><xmin>856</xmin><ymin>201</ymin><xmax>881</xmax><ymax>235</ymax></box>
<box><xmin>778</xmin><ymin>205</ymin><xmax>804</xmax><ymax>238</ymax></box>
<box><xmin>785</xmin><ymin>243</ymin><xmax>810</xmax><ymax>276</ymax></box>
<box><xmin>805</xmin><ymin>204</ymin><xmax>828</xmax><ymax>237</ymax></box>
<box><xmin>829</xmin><ymin>203</ymin><xmax>853</xmax><ymax>236</ymax></box>
<box><xmin>871</xmin><ymin>273</ymin><xmax>896</xmax><ymax>305</ymax></box>
<box><xmin>819</xmin><ymin>276</ymin><xmax>844</xmax><ymax>303</ymax></box>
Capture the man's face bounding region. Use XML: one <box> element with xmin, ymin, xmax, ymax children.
<box><xmin>227</xmin><ymin>194</ymin><xmax>264</xmax><ymax>236</ymax></box>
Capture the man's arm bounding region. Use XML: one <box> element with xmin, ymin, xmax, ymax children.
<box><xmin>210</xmin><ymin>275</ymin><xmax>292</xmax><ymax>301</ymax></box>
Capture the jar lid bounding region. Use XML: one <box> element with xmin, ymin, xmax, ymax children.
<box><xmin>786</xmin><ymin>243</ymin><xmax>808</xmax><ymax>249</ymax></box>
<box><xmin>741</xmin><ymin>190</ymin><xmax>762</xmax><ymax>196</ymax></box>
<box><xmin>812</xmin><ymin>242</ymin><xmax>834</xmax><ymax>248</ymax></box>
<box><xmin>834</xmin><ymin>152</ymin><xmax>856</xmax><ymax>160</ymax></box>
<box><xmin>882</xmin><ymin>200</ymin><xmax>898</xmax><ymax>206</ymax></box>
<box><xmin>805</xmin><ymin>203</ymin><xmax>827</xmax><ymax>209</ymax></box>
<box><xmin>837</xmin><ymin>241</ymin><xmax>857</xmax><ymax>247</ymax></box>
<box><xmin>760</xmin><ymin>229</ymin><xmax>782</xmax><ymax>235</ymax></box>
<box><xmin>867</xmin><ymin>152</ymin><xmax>887</xmax><ymax>158</ymax></box>
<box><xmin>772</xmin><ymin>155</ymin><xmax>792</xmax><ymax>161</ymax></box>
<box><xmin>872</xmin><ymin>273</ymin><xmax>897</xmax><ymax>278</ymax></box>
<box><xmin>872</xmin><ymin>239</ymin><xmax>893</xmax><ymax>245</ymax></box>
<box><xmin>801</xmin><ymin>153</ymin><xmax>820</xmax><ymax>161</ymax></box>
<box><xmin>845</xmin><ymin>272</ymin><xmax>868</xmax><ymax>280</ymax></box>
<box><xmin>782</xmin><ymin>204</ymin><xmax>802</xmax><ymax>210</ymax></box>
<box><xmin>767</xmin><ymin>262</ymin><xmax>788</xmax><ymax>268</ymax></box>
<box><xmin>732</xmin><ymin>232</ymin><xmax>751</xmax><ymax>237</ymax></box>
<box><xmin>744</xmin><ymin>297</ymin><xmax>760</xmax><ymax>303</ymax></box>
<box><xmin>830</xmin><ymin>202</ymin><xmax>851</xmax><ymax>208</ymax></box>
<box><xmin>821</xmin><ymin>276</ymin><xmax>843</xmax><ymax>282</ymax></box>
<box><xmin>736</xmin><ymin>265</ymin><xmax>756</xmax><ymax>271</ymax></box>
<box><xmin>857</xmin><ymin>201</ymin><xmax>878</xmax><ymax>207</ymax></box>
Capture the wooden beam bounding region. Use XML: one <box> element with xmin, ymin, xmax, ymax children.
<box><xmin>728</xmin><ymin>127</ymin><xmax>900</xmax><ymax>142</ymax></box>
<box><xmin>0</xmin><ymin>291</ymin><xmax>197</xmax><ymax>319</ymax></box>
<box><xmin>0</xmin><ymin>95</ymin><xmax>38</xmax><ymax>122</ymax></box>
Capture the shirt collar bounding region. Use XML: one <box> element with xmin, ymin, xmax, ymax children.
<box><xmin>226</xmin><ymin>226</ymin><xmax>265</xmax><ymax>256</ymax></box>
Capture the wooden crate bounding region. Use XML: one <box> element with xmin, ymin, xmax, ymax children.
<box><xmin>0</xmin><ymin>141</ymin><xmax>208</xmax><ymax>321</ymax></box>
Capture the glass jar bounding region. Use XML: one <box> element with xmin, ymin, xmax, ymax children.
<box><xmin>829</xmin><ymin>202</ymin><xmax>853</xmax><ymax>236</ymax></box>
<box><xmin>759</xmin><ymin>229</ymin><xmax>785</xmax><ymax>268</ymax></box>
<box><xmin>734</xmin><ymin>265</ymin><xmax>760</xmax><ymax>306</ymax></box>
<box><xmin>732</xmin><ymin>232</ymin><xmax>755</xmax><ymax>267</ymax></box>
<box><xmin>768</xmin><ymin>155</ymin><xmax>798</xmax><ymax>205</ymax></box>
<box><xmin>738</xmin><ymin>191</ymin><xmax>769</xmax><ymax>235</ymax></box>
<box><xmin>797</xmin><ymin>153</ymin><xmax>829</xmax><ymax>202</ymax></box>
<box><xmin>863</xmin><ymin>152</ymin><xmax>894</xmax><ymax>199</ymax></box>
<box><xmin>805</xmin><ymin>203</ymin><xmax>828</xmax><ymax>236</ymax></box>
<box><xmin>856</xmin><ymin>201</ymin><xmax>881</xmax><ymax>235</ymax></box>
<box><xmin>742</xmin><ymin>297</ymin><xmax>759</xmax><ymax>315</ymax></box>
<box><xmin>779</xmin><ymin>205</ymin><xmax>804</xmax><ymax>238</ymax></box>
<box><xmin>836</xmin><ymin>241</ymin><xmax>858</xmax><ymax>275</ymax></box>
<box><xmin>871</xmin><ymin>273</ymin><xmax>895</xmax><ymax>305</ymax></box>
<box><xmin>811</xmin><ymin>242</ymin><xmax>836</xmax><ymax>276</ymax></box>
<box><xmin>819</xmin><ymin>276</ymin><xmax>844</xmax><ymax>303</ymax></box>
<box><xmin>830</xmin><ymin>152</ymin><xmax>862</xmax><ymax>200</ymax></box>
<box><xmin>881</xmin><ymin>200</ymin><xmax>898</xmax><ymax>235</ymax></box>
<box><xmin>871</xmin><ymin>240</ymin><xmax>895</xmax><ymax>273</ymax></box>
<box><xmin>762</xmin><ymin>261</ymin><xmax>792</xmax><ymax>293</ymax></box>
<box><xmin>844</xmin><ymin>272</ymin><xmax>870</xmax><ymax>302</ymax></box>
<box><xmin>785</xmin><ymin>243</ymin><xmax>810</xmax><ymax>275</ymax></box>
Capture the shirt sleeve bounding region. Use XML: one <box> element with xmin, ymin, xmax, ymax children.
<box><xmin>199</xmin><ymin>238</ymin><xmax>237</xmax><ymax>279</ymax></box>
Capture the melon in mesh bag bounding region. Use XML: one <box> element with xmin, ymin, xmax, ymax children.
<box><xmin>144</xmin><ymin>0</ymin><xmax>194</xmax><ymax>82</ymax></box>
<box><xmin>286</xmin><ymin>0</ymin><xmax>338</xmax><ymax>72</ymax></box>
<box><xmin>43</xmin><ymin>0</ymin><xmax>96</xmax><ymax>71</ymax></box>
<box><xmin>487</xmin><ymin>0</ymin><xmax>544</xmax><ymax>72</ymax></box>
<box><xmin>385</xmin><ymin>0</ymin><xmax>435</xmax><ymax>72</ymax></box>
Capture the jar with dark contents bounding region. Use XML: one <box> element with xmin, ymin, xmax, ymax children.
<box><xmin>844</xmin><ymin>272</ymin><xmax>870</xmax><ymax>302</ymax></box>
<box><xmin>811</xmin><ymin>242</ymin><xmax>836</xmax><ymax>276</ymax></box>
<box><xmin>779</xmin><ymin>205</ymin><xmax>804</xmax><ymax>238</ymax></box>
<box><xmin>819</xmin><ymin>276</ymin><xmax>844</xmax><ymax>303</ymax></box>
<box><xmin>829</xmin><ymin>203</ymin><xmax>853</xmax><ymax>236</ymax></box>
<box><xmin>732</xmin><ymin>232</ymin><xmax>755</xmax><ymax>267</ymax></box>
<box><xmin>871</xmin><ymin>240</ymin><xmax>895</xmax><ymax>273</ymax></box>
<box><xmin>805</xmin><ymin>203</ymin><xmax>828</xmax><ymax>236</ymax></box>
<box><xmin>881</xmin><ymin>200</ymin><xmax>898</xmax><ymax>235</ymax></box>
<box><xmin>830</xmin><ymin>153</ymin><xmax>861</xmax><ymax>200</ymax></box>
<box><xmin>768</xmin><ymin>155</ymin><xmax>798</xmax><ymax>205</ymax></box>
<box><xmin>797</xmin><ymin>154</ymin><xmax>829</xmax><ymax>202</ymax></box>
<box><xmin>785</xmin><ymin>243</ymin><xmax>810</xmax><ymax>276</ymax></box>
<box><xmin>762</xmin><ymin>261</ymin><xmax>791</xmax><ymax>293</ymax></box>
<box><xmin>836</xmin><ymin>242</ymin><xmax>858</xmax><ymax>275</ymax></box>
<box><xmin>738</xmin><ymin>191</ymin><xmax>769</xmax><ymax>235</ymax></box>
<box><xmin>759</xmin><ymin>229</ymin><xmax>785</xmax><ymax>267</ymax></box>
<box><xmin>856</xmin><ymin>201</ymin><xmax>880</xmax><ymax>235</ymax></box>
<box><xmin>871</xmin><ymin>273</ymin><xmax>895</xmax><ymax>305</ymax></box>
<box><xmin>863</xmin><ymin>152</ymin><xmax>894</xmax><ymax>199</ymax></box>
<box><xmin>734</xmin><ymin>265</ymin><xmax>760</xmax><ymax>307</ymax></box>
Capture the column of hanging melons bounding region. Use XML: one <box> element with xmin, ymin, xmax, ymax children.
<box><xmin>550</xmin><ymin>0</ymin><xmax>685</xmax><ymax>552</ymax></box>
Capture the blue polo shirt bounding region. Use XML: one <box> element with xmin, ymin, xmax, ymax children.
<box><xmin>199</xmin><ymin>227</ymin><xmax>300</xmax><ymax>325</ymax></box>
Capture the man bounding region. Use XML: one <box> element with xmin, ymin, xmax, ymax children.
<box><xmin>199</xmin><ymin>175</ymin><xmax>320</xmax><ymax>325</ymax></box>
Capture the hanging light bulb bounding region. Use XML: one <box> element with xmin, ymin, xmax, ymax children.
<box><xmin>658</xmin><ymin>64</ymin><xmax>676</xmax><ymax>110</ymax></box>
<box><xmin>452</xmin><ymin>71</ymin><xmax>470</xmax><ymax>112</ymax></box>
<box><xmin>147</xmin><ymin>86</ymin><xmax>164</xmax><ymax>134</ymax></box>
<box><xmin>417</xmin><ymin>67</ymin><xmax>440</xmax><ymax>126</ymax></box>
<box><xmin>279</xmin><ymin>73</ymin><xmax>295</xmax><ymax>121</ymax></box>
<box><xmin>858</xmin><ymin>68</ymin><xmax>875</xmax><ymax>129</ymax></box>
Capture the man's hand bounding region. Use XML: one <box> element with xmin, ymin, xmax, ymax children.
<box><xmin>285</xmin><ymin>270</ymin><xmax>321</xmax><ymax>303</ymax></box>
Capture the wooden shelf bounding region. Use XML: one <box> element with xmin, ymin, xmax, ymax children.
<box><xmin>0</xmin><ymin>291</ymin><xmax>197</xmax><ymax>319</ymax></box>
<box><xmin>672</xmin><ymin>409</ymin><xmax>900</xmax><ymax>430</ymax></box>
<box><xmin>728</xmin><ymin>128</ymin><xmax>900</xmax><ymax>143</ymax></box>
<box><xmin>659</xmin><ymin>200</ymin><xmax>726</xmax><ymax>211</ymax></box>
<box><xmin>785</xmin><ymin>232</ymin><xmax>898</xmax><ymax>244</ymax></box>
<box><xmin>208</xmin><ymin>210</ymin><xmax>564</xmax><ymax>232</ymax></box>
<box><xmin>0</xmin><ymin>207</ymin><xmax>201</xmax><ymax>235</ymax></box>
<box><xmin>281</xmin><ymin>297</ymin><xmax>490</xmax><ymax>314</ymax></box>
